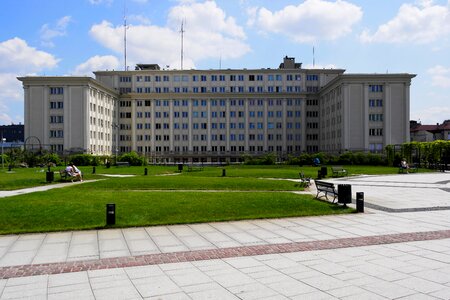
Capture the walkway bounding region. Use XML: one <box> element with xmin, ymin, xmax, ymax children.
<box><xmin>0</xmin><ymin>172</ymin><xmax>449</xmax><ymax>299</ymax></box>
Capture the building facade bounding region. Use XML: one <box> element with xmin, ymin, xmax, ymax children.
<box><xmin>19</xmin><ymin>57</ymin><xmax>415</xmax><ymax>163</ymax></box>
<box><xmin>410</xmin><ymin>120</ymin><xmax>450</xmax><ymax>142</ymax></box>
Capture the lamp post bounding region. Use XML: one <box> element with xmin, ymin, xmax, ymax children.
<box><xmin>1</xmin><ymin>138</ymin><xmax>5</xmax><ymax>169</ymax></box>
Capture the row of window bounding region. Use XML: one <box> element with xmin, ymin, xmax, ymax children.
<box><xmin>130</xmin><ymin>86</ymin><xmax>303</xmax><ymax>94</ymax></box>
<box><xmin>125</xmin><ymin>133</ymin><xmax>303</xmax><ymax>142</ymax></box>
<box><xmin>134</xmin><ymin>145</ymin><xmax>302</xmax><ymax>153</ymax></box>
<box><xmin>132</xmin><ymin>110</ymin><xmax>301</xmax><ymax>119</ymax></box>
<box><xmin>126</xmin><ymin>73</ymin><xmax>309</xmax><ymax>83</ymax></box>
<box><xmin>134</xmin><ymin>122</ymin><xmax>302</xmax><ymax>130</ymax></box>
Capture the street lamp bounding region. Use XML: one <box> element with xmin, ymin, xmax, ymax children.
<box><xmin>1</xmin><ymin>138</ymin><xmax>5</xmax><ymax>169</ymax></box>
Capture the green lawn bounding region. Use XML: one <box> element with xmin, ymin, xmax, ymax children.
<box><xmin>0</xmin><ymin>189</ymin><xmax>352</xmax><ymax>234</ymax></box>
<box><xmin>2</xmin><ymin>163</ymin><xmax>427</xmax><ymax>234</ymax></box>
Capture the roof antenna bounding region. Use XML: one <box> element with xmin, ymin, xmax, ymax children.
<box><xmin>180</xmin><ymin>19</ymin><xmax>185</xmax><ymax>70</ymax></box>
<box><xmin>123</xmin><ymin>0</ymin><xmax>128</xmax><ymax>71</ymax></box>
<box><xmin>312</xmin><ymin>46</ymin><xmax>315</xmax><ymax>68</ymax></box>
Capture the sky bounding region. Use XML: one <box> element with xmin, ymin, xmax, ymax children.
<box><xmin>1</xmin><ymin>0</ymin><xmax>449</xmax><ymax>126</ymax></box>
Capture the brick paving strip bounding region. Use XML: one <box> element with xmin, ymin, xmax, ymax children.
<box><xmin>1</xmin><ymin>229</ymin><xmax>450</xmax><ymax>279</ymax></box>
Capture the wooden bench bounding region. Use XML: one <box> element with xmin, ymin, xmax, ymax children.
<box><xmin>331</xmin><ymin>166</ymin><xmax>348</xmax><ymax>177</ymax></box>
<box><xmin>59</xmin><ymin>169</ymin><xmax>70</xmax><ymax>181</ymax></box>
<box><xmin>187</xmin><ymin>165</ymin><xmax>204</xmax><ymax>172</ymax></box>
<box><xmin>315</xmin><ymin>180</ymin><xmax>338</xmax><ymax>203</ymax></box>
<box><xmin>398</xmin><ymin>164</ymin><xmax>418</xmax><ymax>174</ymax></box>
<box><xmin>116</xmin><ymin>162</ymin><xmax>130</xmax><ymax>167</ymax></box>
<box><xmin>299</xmin><ymin>171</ymin><xmax>311</xmax><ymax>187</ymax></box>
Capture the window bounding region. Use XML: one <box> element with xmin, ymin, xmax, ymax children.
<box><xmin>119</xmin><ymin>76</ymin><xmax>132</xmax><ymax>82</ymax></box>
<box><xmin>369</xmin><ymin>128</ymin><xmax>383</xmax><ymax>136</ymax></box>
<box><xmin>306</xmin><ymin>74</ymin><xmax>318</xmax><ymax>81</ymax></box>
<box><xmin>50</xmin><ymin>87</ymin><xmax>63</xmax><ymax>94</ymax></box>
<box><xmin>369</xmin><ymin>85</ymin><xmax>383</xmax><ymax>92</ymax></box>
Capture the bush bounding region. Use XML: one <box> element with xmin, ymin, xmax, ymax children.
<box><xmin>70</xmin><ymin>154</ymin><xmax>94</xmax><ymax>166</ymax></box>
<box><xmin>118</xmin><ymin>151</ymin><xmax>146</xmax><ymax>166</ymax></box>
<box><xmin>41</xmin><ymin>153</ymin><xmax>62</xmax><ymax>166</ymax></box>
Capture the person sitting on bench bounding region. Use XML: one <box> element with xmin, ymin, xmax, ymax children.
<box><xmin>400</xmin><ymin>159</ymin><xmax>409</xmax><ymax>173</ymax></box>
<box><xmin>66</xmin><ymin>164</ymin><xmax>83</xmax><ymax>182</ymax></box>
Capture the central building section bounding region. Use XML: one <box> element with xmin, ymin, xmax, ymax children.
<box><xmin>95</xmin><ymin>57</ymin><xmax>342</xmax><ymax>163</ymax></box>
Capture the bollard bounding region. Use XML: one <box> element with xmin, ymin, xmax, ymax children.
<box><xmin>92</xmin><ymin>166</ymin><xmax>96</xmax><ymax>174</ymax></box>
<box><xmin>222</xmin><ymin>169</ymin><xmax>226</xmax><ymax>177</ymax></box>
<box><xmin>106</xmin><ymin>203</ymin><xmax>115</xmax><ymax>225</ymax></box>
<box><xmin>356</xmin><ymin>192</ymin><xmax>364</xmax><ymax>213</ymax></box>
<box><xmin>8</xmin><ymin>165</ymin><xmax>12</xmax><ymax>172</ymax></box>
<box><xmin>144</xmin><ymin>167</ymin><xmax>148</xmax><ymax>175</ymax></box>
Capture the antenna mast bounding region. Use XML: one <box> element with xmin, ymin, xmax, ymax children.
<box><xmin>123</xmin><ymin>1</ymin><xmax>128</xmax><ymax>71</ymax></box>
<box><xmin>313</xmin><ymin>46</ymin><xmax>315</xmax><ymax>68</ymax></box>
<box><xmin>180</xmin><ymin>19</ymin><xmax>185</xmax><ymax>70</ymax></box>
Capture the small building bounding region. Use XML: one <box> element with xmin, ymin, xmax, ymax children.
<box><xmin>410</xmin><ymin>120</ymin><xmax>450</xmax><ymax>142</ymax></box>
<box><xmin>0</xmin><ymin>123</ymin><xmax>24</xmax><ymax>143</ymax></box>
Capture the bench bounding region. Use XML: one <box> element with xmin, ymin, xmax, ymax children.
<box><xmin>398</xmin><ymin>164</ymin><xmax>418</xmax><ymax>174</ymax></box>
<box><xmin>331</xmin><ymin>166</ymin><xmax>348</xmax><ymax>177</ymax></box>
<box><xmin>116</xmin><ymin>162</ymin><xmax>130</xmax><ymax>167</ymax></box>
<box><xmin>187</xmin><ymin>165</ymin><xmax>203</xmax><ymax>172</ymax></box>
<box><xmin>315</xmin><ymin>180</ymin><xmax>338</xmax><ymax>203</ymax></box>
<box><xmin>59</xmin><ymin>169</ymin><xmax>70</xmax><ymax>181</ymax></box>
<box><xmin>299</xmin><ymin>171</ymin><xmax>311</xmax><ymax>187</ymax></box>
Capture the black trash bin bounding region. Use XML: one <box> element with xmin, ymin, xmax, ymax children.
<box><xmin>106</xmin><ymin>203</ymin><xmax>115</xmax><ymax>225</ymax></box>
<box><xmin>317</xmin><ymin>169</ymin><xmax>322</xmax><ymax>179</ymax></box>
<box><xmin>321</xmin><ymin>166</ymin><xmax>328</xmax><ymax>177</ymax></box>
<box><xmin>338</xmin><ymin>184</ymin><xmax>352</xmax><ymax>206</ymax></box>
<box><xmin>46</xmin><ymin>171</ymin><xmax>54</xmax><ymax>182</ymax></box>
<box><xmin>178</xmin><ymin>164</ymin><xmax>183</xmax><ymax>172</ymax></box>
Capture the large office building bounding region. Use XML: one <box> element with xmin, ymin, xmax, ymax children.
<box><xmin>19</xmin><ymin>57</ymin><xmax>415</xmax><ymax>163</ymax></box>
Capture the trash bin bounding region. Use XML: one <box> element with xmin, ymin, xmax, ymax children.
<box><xmin>317</xmin><ymin>169</ymin><xmax>322</xmax><ymax>179</ymax></box>
<box><xmin>106</xmin><ymin>203</ymin><xmax>115</xmax><ymax>225</ymax></box>
<box><xmin>338</xmin><ymin>184</ymin><xmax>351</xmax><ymax>205</ymax></box>
<box><xmin>356</xmin><ymin>192</ymin><xmax>364</xmax><ymax>213</ymax></box>
<box><xmin>178</xmin><ymin>164</ymin><xmax>183</xmax><ymax>172</ymax></box>
<box><xmin>321</xmin><ymin>166</ymin><xmax>328</xmax><ymax>177</ymax></box>
<box><xmin>46</xmin><ymin>171</ymin><xmax>54</xmax><ymax>182</ymax></box>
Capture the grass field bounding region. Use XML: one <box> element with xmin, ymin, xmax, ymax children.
<box><xmin>1</xmin><ymin>164</ymin><xmax>424</xmax><ymax>234</ymax></box>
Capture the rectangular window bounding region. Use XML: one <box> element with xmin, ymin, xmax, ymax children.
<box><xmin>50</xmin><ymin>87</ymin><xmax>63</xmax><ymax>94</ymax></box>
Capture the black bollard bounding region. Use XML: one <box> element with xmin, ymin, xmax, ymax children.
<box><xmin>106</xmin><ymin>203</ymin><xmax>115</xmax><ymax>225</ymax></box>
<box><xmin>356</xmin><ymin>192</ymin><xmax>364</xmax><ymax>213</ymax></box>
<box><xmin>144</xmin><ymin>167</ymin><xmax>148</xmax><ymax>175</ymax></box>
<box><xmin>222</xmin><ymin>169</ymin><xmax>226</xmax><ymax>177</ymax></box>
<box><xmin>93</xmin><ymin>166</ymin><xmax>96</xmax><ymax>174</ymax></box>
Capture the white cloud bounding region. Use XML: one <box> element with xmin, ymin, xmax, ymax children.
<box><xmin>251</xmin><ymin>0</ymin><xmax>363</xmax><ymax>43</ymax></box>
<box><xmin>360</xmin><ymin>1</ymin><xmax>450</xmax><ymax>44</ymax></box>
<box><xmin>40</xmin><ymin>16</ymin><xmax>72</xmax><ymax>47</ymax></box>
<box><xmin>428</xmin><ymin>65</ymin><xmax>450</xmax><ymax>88</ymax></box>
<box><xmin>128</xmin><ymin>14</ymin><xmax>151</xmax><ymax>25</ymax></box>
<box><xmin>0</xmin><ymin>38</ymin><xmax>59</xmax><ymax>73</ymax></box>
<box><xmin>88</xmin><ymin>0</ymin><xmax>112</xmax><ymax>5</ymax></box>
<box><xmin>73</xmin><ymin>55</ymin><xmax>121</xmax><ymax>75</ymax></box>
<box><xmin>89</xmin><ymin>1</ymin><xmax>250</xmax><ymax>69</ymax></box>
<box><xmin>0</xmin><ymin>38</ymin><xmax>58</xmax><ymax>125</ymax></box>
<box><xmin>411</xmin><ymin>106</ymin><xmax>450</xmax><ymax>124</ymax></box>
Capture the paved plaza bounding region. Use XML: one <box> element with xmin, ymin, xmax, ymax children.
<box><xmin>0</xmin><ymin>172</ymin><xmax>449</xmax><ymax>299</ymax></box>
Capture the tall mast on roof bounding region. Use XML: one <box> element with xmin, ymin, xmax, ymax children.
<box><xmin>123</xmin><ymin>1</ymin><xmax>128</xmax><ymax>71</ymax></box>
<box><xmin>180</xmin><ymin>19</ymin><xmax>185</xmax><ymax>70</ymax></box>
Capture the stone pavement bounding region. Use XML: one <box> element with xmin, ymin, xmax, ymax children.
<box><xmin>0</xmin><ymin>172</ymin><xmax>449</xmax><ymax>299</ymax></box>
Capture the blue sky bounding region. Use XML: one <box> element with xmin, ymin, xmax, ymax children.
<box><xmin>1</xmin><ymin>0</ymin><xmax>449</xmax><ymax>125</ymax></box>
